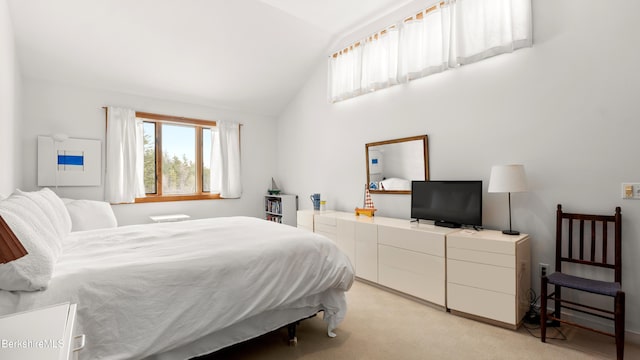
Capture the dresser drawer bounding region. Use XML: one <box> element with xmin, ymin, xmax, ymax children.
<box><xmin>314</xmin><ymin>222</ymin><xmax>336</xmax><ymax>234</ymax></box>
<box><xmin>379</xmin><ymin>244</ymin><xmax>445</xmax><ymax>305</ymax></box>
<box><xmin>297</xmin><ymin>212</ymin><xmax>314</xmax><ymax>230</ymax></box>
<box><xmin>378</xmin><ymin>225</ymin><xmax>445</xmax><ymax>257</ymax></box>
<box><xmin>447</xmin><ymin>283</ymin><xmax>516</xmax><ymax>324</ymax></box>
<box><xmin>447</xmin><ymin>232</ymin><xmax>523</xmax><ymax>255</ymax></box>
<box><xmin>447</xmin><ymin>247</ymin><xmax>515</xmax><ymax>268</ymax></box>
<box><xmin>315</xmin><ymin>214</ymin><xmax>337</xmax><ymax>226</ymax></box>
<box><xmin>355</xmin><ymin>222</ymin><xmax>377</xmax><ymax>282</ymax></box>
<box><xmin>447</xmin><ymin>258</ymin><xmax>515</xmax><ymax>295</ymax></box>
<box><xmin>336</xmin><ymin>219</ymin><xmax>356</xmax><ymax>268</ymax></box>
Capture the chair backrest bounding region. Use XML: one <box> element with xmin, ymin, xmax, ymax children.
<box><xmin>555</xmin><ymin>204</ymin><xmax>622</xmax><ymax>283</ymax></box>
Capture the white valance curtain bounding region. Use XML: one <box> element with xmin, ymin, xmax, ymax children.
<box><xmin>210</xmin><ymin>121</ymin><xmax>242</xmax><ymax>199</ymax></box>
<box><xmin>104</xmin><ymin>107</ymin><xmax>145</xmax><ymax>204</ymax></box>
<box><xmin>328</xmin><ymin>45</ymin><xmax>363</xmax><ymax>103</ymax></box>
<box><xmin>452</xmin><ymin>0</ymin><xmax>533</xmax><ymax>65</ymax></box>
<box><xmin>328</xmin><ymin>0</ymin><xmax>532</xmax><ymax>102</ymax></box>
<box><xmin>399</xmin><ymin>3</ymin><xmax>452</xmax><ymax>81</ymax></box>
<box><xmin>361</xmin><ymin>27</ymin><xmax>399</xmax><ymax>91</ymax></box>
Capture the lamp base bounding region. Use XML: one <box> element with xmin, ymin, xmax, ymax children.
<box><xmin>502</xmin><ymin>229</ymin><xmax>520</xmax><ymax>236</ymax></box>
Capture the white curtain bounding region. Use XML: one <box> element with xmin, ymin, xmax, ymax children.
<box><xmin>399</xmin><ymin>4</ymin><xmax>452</xmax><ymax>82</ymax></box>
<box><xmin>328</xmin><ymin>45</ymin><xmax>363</xmax><ymax>103</ymax></box>
<box><xmin>210</xmin><ymin>121</ymin><xmax>242</xmax><ymax>198</ymax></box>
<box><xmin>328</xmin><ymin>0</ymin><xmax>532</xmax><ymax>102</ymax></box>
<box><xmin>104</xmin><ymin>107</ymin><xmax>144</xmax><ymax>203</ymax></box>
<box><xmin>451</xmin><ymin>0</ymin><xmax>532</xmax><ymax>65</ymax></box>
<box><xmin>361</xmin><ymin>27</ymin><xmax>399</xmax><ymax>91</ymax></box>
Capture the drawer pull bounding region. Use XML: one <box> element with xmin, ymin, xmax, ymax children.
<box><xmin>73</xmin><ymin>334</ymin><xmax>86</xmax><ymax>352</ymax></box>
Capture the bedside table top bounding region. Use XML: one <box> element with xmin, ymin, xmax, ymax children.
<box><xmin>149</xmin><ymin>214</ymin><xmax>191</xmax><ymax>223</ymax></box>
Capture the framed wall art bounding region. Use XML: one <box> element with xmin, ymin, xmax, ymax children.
<box><xmin>37</xmin><ymin>136</ymin><xmax>102</xmax><ymax>187</ymax></box>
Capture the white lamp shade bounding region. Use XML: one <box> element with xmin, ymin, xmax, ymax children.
<box><xmin>488</xmin><ymin>164</ymin><xmax>527</xmax><ymax>193</ymax></box>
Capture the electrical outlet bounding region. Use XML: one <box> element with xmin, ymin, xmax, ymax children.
<box><xmin>539</xmin><ymin>263</ymin><xmax>549</xmax><ymax>278</ymax></box>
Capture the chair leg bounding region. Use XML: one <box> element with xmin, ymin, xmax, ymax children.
<box><xmin>554</xmin><ymin>284</ymin><xmax>561</xmax><ymax>321</ymax></box>
<box><xmin>615</xmin><ymin>291</ymin><xmax>625</xmax><ymax>360</ymax></box>
<box><xmin>540</xmin><ymin>276</ymin><xmax>548</xmax><ymax>342</ymax></box>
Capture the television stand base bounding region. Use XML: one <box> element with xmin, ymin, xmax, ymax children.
<box><xmin>434</xmin><ymin>220</ymin><xmax>461</xmax><ymax>228</ymax></box>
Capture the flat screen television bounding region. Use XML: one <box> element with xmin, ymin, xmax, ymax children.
<box><xmin>411</xmin><ymin>180</ymin><xmax>482</xmax><ymax>228</ymax></box>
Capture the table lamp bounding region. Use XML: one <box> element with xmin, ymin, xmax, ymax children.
<box><xmin>488</xmin><ymin>164</ymin><xmax>527</xmax><ymax>235</ymax></box>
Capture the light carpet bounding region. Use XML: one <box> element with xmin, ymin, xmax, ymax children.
<box><xmin>199</xmin><ymin>281</ymin><xmax>639</xmax><ymax>359</ymax></box>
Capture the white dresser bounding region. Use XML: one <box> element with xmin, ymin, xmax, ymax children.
<box><xmin>298</xmin><ymin>210</ymin><xmax>532</xmax><ymax>328</ymax></box>
<box><xmin>446</xmin><ymin>230</ymin><xmax>531</xmax><ymax>329</ymax></box>
<box><xmin>0</xmin><ymin>302</ymin><xmax>85</xmax><ymax>360</ymax></box>
<box><xmin>297</xmin><ymin>210</ymin><xmax>457</xmax><ymax>308</ymax></box>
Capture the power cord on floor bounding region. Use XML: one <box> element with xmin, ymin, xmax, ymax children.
<box><xmin>522</xmin><ymin>288</ymin><xmax>567</xmax><ymax>341</ymax></box>
<box><xmin>524</xmin><ymin>288</ymin><xmax>540</xmax><ymax>325</ymax></box>
<box><xmin>522</xmin><ymin>321</ymin><xmax>567</xmax><ymax>340</ymax></box>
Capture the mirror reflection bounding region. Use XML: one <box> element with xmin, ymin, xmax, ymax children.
<box><xmin>366</xmin><ymin>135</ymin><xmax>429</xmax><ymax>194</ymax></box>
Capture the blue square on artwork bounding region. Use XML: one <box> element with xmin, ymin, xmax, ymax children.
<box><xmin>372</xmin><ymin>158</ymin><xmax>378</xmax><ymax>164</ymax></box>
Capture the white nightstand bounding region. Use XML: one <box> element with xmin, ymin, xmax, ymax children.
<box><xmin>149</xmin><ymin>214</ymin><xmax>191</xmax><ymax>223</ymax></box>
<box><xmin>0</xmin><ymin>302</ymin><xmax>85</xmax><ymax>360</ymax></box>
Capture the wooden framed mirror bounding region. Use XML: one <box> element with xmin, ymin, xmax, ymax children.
<box><xmin>365</xmin><ymin>135</ymin><xmax>429</xmax><ymax>194</ymax></box>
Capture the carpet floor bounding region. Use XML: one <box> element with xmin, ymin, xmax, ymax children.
<box><xmin>199</xmin><ymin>280</ymin><xmax>639</xmax><ymax>359</ymax></box>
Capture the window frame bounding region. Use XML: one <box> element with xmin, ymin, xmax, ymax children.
<box><xmin>135</xmin><ymin>111</ymin><xmax>221</xmax><ymax>203</ymax></box>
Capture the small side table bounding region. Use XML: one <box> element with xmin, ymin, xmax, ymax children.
<box><xmin>149</xmin><ymin>214</ymin><xmax>191</xmax><ymax>223</ymax></box>
<box><xmin>0</xmin><ymin>302</ymin><xmax>85</xmax><ymax>360</ymax></box>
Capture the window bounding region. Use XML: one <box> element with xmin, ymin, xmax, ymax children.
<box><xmin>136</xmin><ymin>112</ymin><xmax>218</xmax><ymax>203</ymax></box>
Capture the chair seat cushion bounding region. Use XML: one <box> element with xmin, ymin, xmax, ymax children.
<box><xmin>547</xmin><ymin>272</ymin><xmax>621</xmax><ymax>297</ymax></box>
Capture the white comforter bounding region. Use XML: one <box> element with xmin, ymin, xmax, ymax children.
<box><xmin>0</xmin><ymin>216</ymin><xmax>354</xmax><ymax>359</ymax></box>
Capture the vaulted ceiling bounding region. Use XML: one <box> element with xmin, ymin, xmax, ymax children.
<box><xmin>8</xmin><ymin>0</ymin><xmax>415</xmax><ymax>116</ymax></box>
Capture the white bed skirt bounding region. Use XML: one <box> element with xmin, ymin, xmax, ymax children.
<box><xmin>149</xmin><ymin>301</ymin><xmax>325</xmax><ymax>359</ymax></box>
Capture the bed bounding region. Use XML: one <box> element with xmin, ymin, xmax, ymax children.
<box><xmin>0</xmin><ymin>189</ymin><xmax>355</xmax><ymax>359</ymax></box>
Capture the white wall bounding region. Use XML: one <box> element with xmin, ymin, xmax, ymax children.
<box><xmin>20</xmin><ymin>78</ymin><xmax>278</xmax><ymax>225</ymax></box>
<box><xmin>0</xmin><ymin>0</ymin><xmax>21</xmax><ymax>196</ymax></box>
<box><xmin>276</xmin><ymin>0</ymin><xmax>640</xmax><ymax>334</ymax></box>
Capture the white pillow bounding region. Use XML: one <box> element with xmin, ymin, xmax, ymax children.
<box><xmin>380</xmin><ymin>178</ymin><xmax>411</xmax><ymax>191</ymax></box>
<box><xmin>0</xmin><ymin>194</ymin><xmax>57</xmax><ymax>291</ymax></box>
<box><xmin>65</xmin><ymin>199</ymin><xmax>118</xmax><ymax>232</ymax></box>
<box><xmin>6</xmin><ymin>191</ymin><xmax>62</xmax><ymax>257</ymax></box>
<box><xmin>18</xmin><ymin>188</ymin><xmax>73</xmax><ymax>236</ymax></box>
<box><xmin>15</xmin><ymin>188</ymin><xmax>72</xmax><ymax>250</ymax></box>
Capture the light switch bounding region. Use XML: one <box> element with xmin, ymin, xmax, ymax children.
<box><xmin>621</xmin><ymin>183</ymin><xmax>640</xmax><ymax>199</ymax></box>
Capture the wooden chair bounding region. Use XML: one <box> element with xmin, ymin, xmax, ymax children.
<box><xmin>541</xmin><ymin>204</ymin><xmax>624</xmax><ymax>359</ymax></box>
